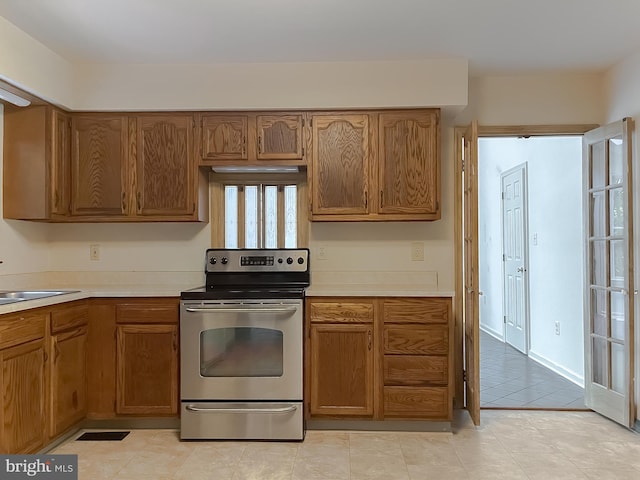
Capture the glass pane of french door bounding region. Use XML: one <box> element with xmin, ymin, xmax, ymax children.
<box><xmin>583</xmin><ymin>119</ymin><xmax>634</xmax><ymax>427</ymax></box>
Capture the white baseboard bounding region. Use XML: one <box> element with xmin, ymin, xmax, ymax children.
<box><xmin>528</xmin><ymin>350</ymin><xmax>584</xmax><ymax>388</ymax></box>
<box><xmin>480</xmin><ymin>323</ymin><xmax>504</xmax><ymax>342</ymax></box>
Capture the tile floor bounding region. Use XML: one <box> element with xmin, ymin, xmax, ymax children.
<box><xmin>481</xmin><ymin>331</ymin><xmax>586</xmax><ymax>409</ymax></box>
<box><xmin>50</xmin><ymin>410</ymin><xmax>640</xmax><ymax>480</ymax></box>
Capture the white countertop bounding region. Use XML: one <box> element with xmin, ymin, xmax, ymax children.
<box><xmin>0</xmin><ymin>269</ymin><xmax>455</xmax><ymax>315</ymax></box>
<box><xmin>306</xmin><ymin>285</ymin><xmax>455</xmax><ymax>297</ymax></box>
<box><xmin>0</xmin><ymin>284</ymin><xmax>195</xmax><ymax>315</ymax></box>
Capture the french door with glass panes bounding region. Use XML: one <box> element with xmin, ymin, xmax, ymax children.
<box><xmin>583</xmin><ymin>118</ymin><xmax>635</xmax><ymax>427</ymax></box>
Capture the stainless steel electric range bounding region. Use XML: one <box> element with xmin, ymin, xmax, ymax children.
<box><xmin>180</xmin><ymin>248</ymin><xmax>310</xmax><ymax>440</ymax></box>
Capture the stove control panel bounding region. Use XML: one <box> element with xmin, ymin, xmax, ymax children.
<box><xmin>206</xmin><ymin>249</ymin><xmax>309</xmax><ymax>273</ymax></box>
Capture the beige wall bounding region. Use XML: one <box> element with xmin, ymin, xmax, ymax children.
<box><xmin>457</xmin><ymin>73</ymin><xmax>606</xmax><ymax>126</ymax></box>
<box><xmin>0</xmin><ymin>16</ymin><xmax>73</xmax><ymax>107</ymax></box>
<box><xmin>71</xmin><ymin>60</ymin><xmax>468</xmax><ymax>111</ymax></box>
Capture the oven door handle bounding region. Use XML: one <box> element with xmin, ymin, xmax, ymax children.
<box><xmin>184</xmin><ymin>306</ymin><xmax>298</xmax><ymax>314</ymax></box>
<box><xmin>185</xmin><ymin>404</ymin><xmax>297</xmax><ymax>414</ymax></box>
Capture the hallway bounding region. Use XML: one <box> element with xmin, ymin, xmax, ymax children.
<box><xmin>480</xmin><ymin>331</ymin><xmax>586</xmax><ymax>409</ymax></box>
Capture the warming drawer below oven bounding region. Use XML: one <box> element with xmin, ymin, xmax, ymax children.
<box><xmin>180</xmin><ymin>402</ymin><xmax>304</xmax><ymax>440</ymax></box>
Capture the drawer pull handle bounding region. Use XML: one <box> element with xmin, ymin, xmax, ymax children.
<box><xmin>186</xmin><ymin>405</ymin><xmax>296</xmax><ymax>414</ymax></box>
<box><xmin>368</xmin><ymin>329</ymin><xmax>372</xmax><ymax>350</ymax></box>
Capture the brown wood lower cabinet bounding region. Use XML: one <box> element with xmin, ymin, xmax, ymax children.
<box><xmin>86</xmin><ymin>298</ymin><xmax>179</xmax><ymax>418</ymax></box>
<box><xmin>116</xmin><ymin>324</ymin><xmax>178</xmax><ymax>415</ymax></box>
<box><xmin>0</xmin><ymin>339</ymin><xmax>47</xmax><ymax>453</ymax></box>
<box><xmin>306</xmin><ymin>296</ymin><xmax>452</xmax><ymax>422</ymax></box>
<box><xmin>383</xmin><ymin>386</ymin><xmax>448</xmax><ymax>418</ymax></box>
<box><xmin>50</xmin><ymin>301</ymin><xmax>88</xmax><ymax>439</ymax></box>
<box><xmin>309</xmin><ymin>324</ymin><xmax>374</xmax><ymax>417</ymax></box>
<box><xmin>50</xmin><ymin>326</ymin><xmax>88</xmax><ymax>437</ymax></box>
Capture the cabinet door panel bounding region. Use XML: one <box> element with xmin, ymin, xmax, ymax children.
<box><xmin>71</xmin><ymin>115</ymin><xmax>128</xmax><ymax>216</ymax></box>
<box><xmin>312</xmin><ymin>115</ymin><xmax>370</xmax><ymax>215</ymax></box>
<box><xmin>116</xmin><ymin>324</ymin><xmax>178</xmax><ymax>415</ymax></box>
<box><xmin>383</xmin><ymin>386</ymin><xmax>448</xmax><ymax>419</ymax></box>
<box><xmin>50</xmin><ymin>327</ymin><xmax>87</xmax><ymax>437</ymax></box>
<box><xmin>310</xmin><ymin>324</ymin><xmax>373</xmax><ymax>416</ymax></box>
<box><xmin>257</xmin><ymin>114</ymin><xmax>303</xmax><ymax>160</ymax></box>
<box><xmin>378</xmin><ymin>111</ymin><xmax>439</xmax><ymax>216</ymax></box>
<box><xmin>201</xmin><ymin>115</ymin><xmax>248</xmax><ymax>160</ymax></box>
<box><xmin>383</xmin><ymin>355</ymin><xmax>448</xmax><ymax>386</ymax></box>
<box><xmin>0</xmin><ymin>339</ymin><xmax>46</xmax><ymax>453</ymax></box>
<box><xmin>137</xmin><ymin>115</ymin><xmax>194</xmax><ymax>216</ymax></box>
<box><xmin>383</xmin><ymin>325</ymin><xmax>448</xmax><ymax>355</ymax></box>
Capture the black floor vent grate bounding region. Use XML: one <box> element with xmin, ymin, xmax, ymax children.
<box><xmin>76</xmin><ymin>431</ymin><xmax>130</xmax><ymax>441</ymax></box>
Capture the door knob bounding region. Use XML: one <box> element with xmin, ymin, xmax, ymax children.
<box><xmin>516</xmin><ymin>266</ymin><xmax>526</xmax><ymax>273</ymax></box>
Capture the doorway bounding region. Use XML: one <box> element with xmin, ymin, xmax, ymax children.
<box><xmin>477</xmin><ymin>135</ymin><xmax>586</xmax><ymax>408</ymax></box>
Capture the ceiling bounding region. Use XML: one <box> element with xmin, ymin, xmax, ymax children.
<box><xmin>1</xmin><ymin>0</ymin><xmax>640</xmax><ymax>75</ymax></box>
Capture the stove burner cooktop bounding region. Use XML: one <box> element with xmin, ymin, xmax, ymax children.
<box><xmin>180</xmin><ymin>248</ymin><xmax>310</xmax><ymax>301</ymax></box>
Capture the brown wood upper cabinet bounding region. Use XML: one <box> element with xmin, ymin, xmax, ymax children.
<box><xmin>309</xmin><ymin>109</ymin><xmax>440</xmax><ymax>221</ymax></box>
<box><xmin>311</xmin><ymin>113</ymin><xmax>370</xmax><ymax>216</ymax></box>
<box><xmin>136</xmin><ymin>115</ymin><xmax>197</xmax><ymax>217</ymax></box>
<box><xmin>378</xmin><ymin>110</ymin><xmax>440</xmax><ymax>217</ymax></box>
<box><xmin>200</xmin><ymin>112</ymin><xmax>305</xmax><ymax>165</ymax></box>
<box><xmin>2</xmin><ymin>105</ymin><xmax>71</xmax><ymax>220</ymax></box>
<box><xmin>4</xmin><ymin>108</ymin><xmax>206</xmax><ymax>222</ymax></box>
<box><xmin>71</xmin><ymin>114</ymin><xmax>129</xmax><ymax>217</ymax></box>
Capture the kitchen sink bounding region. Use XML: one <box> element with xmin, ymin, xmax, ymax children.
<box><xmin>0</xmin><ymin>290</ymin><xmax>79</xmax><ymax>305</ymax></box>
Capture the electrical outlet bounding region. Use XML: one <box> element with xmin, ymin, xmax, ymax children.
<box><xmin>317</xmin><ymin>246</ymin><xmax>327</xmax><ymax>260</ymax></box>
<box><xmin>555</xmin><ymin>321</ymin><xmax>560</xmax><ymax>335</ymax></box>
<box><xmin>411</xmin><ymin>242</ymin><xmax>424</xmax><ymax>261</ymax></box>
<box><xmin>90</xmin><ymin>244</ymin><xmax>100</xmax><ymax>261</ymax></box>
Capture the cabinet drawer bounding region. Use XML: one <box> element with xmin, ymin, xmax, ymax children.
<box><xmin>51</xmin><ymin>302</ymin><xmax>88</xmax><ymax>333</ymax></box>
<box><xmin>309</xmin><ymin>302</ymin><xmax>374</xmax><ymax>324</ymax></box>
<box><xmin>116</xmin><ymin>302</ymin><xmax>178</xmax><ymax>324</ymax></box>
<box><xmin>383</xmin><ymin>355</ymin><xmax>448</xmax><ymax>386</ymax></box>
<box><xmin>382</xmin><ymin>298</ymin><xmax>450</xmax><ymax>324</ymax></box>
<box><xmin>0</xmin><ymin>313</ymin><xmax>47</xmax><ymax>350</ymax></box>
<box><xmin>383</xmin><ymin>325</ymin><xmax>448</xmax><ymax>355</ymax></box>
<box><xmin>383</xmin><ymin>387</ymin><xmax>448</xmax><ymax>419</ymax></box>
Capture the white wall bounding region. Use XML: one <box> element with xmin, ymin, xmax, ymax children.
<box><xmin>478</xmin><ymin>137</ymin><xmax>584</xmax><ymax>385</ymax></box>
<box><xmin>606</xmin><ymin>50</ymin><xmax>640</xmax><ymax>422</ymax></box>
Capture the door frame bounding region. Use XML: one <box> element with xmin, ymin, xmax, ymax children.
<box><xmin>454</xmin><ymin>123</ymin><xmax>599</xmax><ymax>415</ymax></box>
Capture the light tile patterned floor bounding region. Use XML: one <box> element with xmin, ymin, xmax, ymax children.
<box><xmin>50</xmin><ymin>410</ymin><xmax>640</xmax><ymax>480</ymax></box>
<box><xmin>481</xmin><ymin>331</ymin><xmax>586</xmax><ymax>408</ymax></box>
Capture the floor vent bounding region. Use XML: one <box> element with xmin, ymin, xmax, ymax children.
<box><xmin>76</xmin><ymin>431</ymin><xmax>130</xmax><ymax>441</ymax></box>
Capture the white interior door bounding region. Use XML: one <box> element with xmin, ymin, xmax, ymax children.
<box><xmin>502</xmin><ymin>164</ymin><xmax>529</xmax><ymax>354</ymax></box>
<box><xmin>583</xmin><ymin>118</ymin><xmax>635</xmax><ymax>427</ymax></box>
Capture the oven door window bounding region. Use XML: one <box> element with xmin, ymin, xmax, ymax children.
<box><xmin>200</xmin><ymin>327</ymin><xmax>284</xmax><ymax>377</ymax></box>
